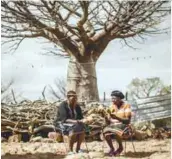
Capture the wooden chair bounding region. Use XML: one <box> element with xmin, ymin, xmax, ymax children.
<box><xmin>102</xmin><ymin>124</ymin><xmax>136</xmax><ymax>155</ymax></box>
<box><xmin>62</xmin><ymin>130</ymin><xmax>89</xmax><ymax>153</ymax></box>
<box><xmin>52</xmin><ymin>125</ymin><xmax>90</xmax><ymax>155</ymax></box>
<box><xmin>121</xmin><ymin>124</ymin><xmax>136</xmax><ymax>154</ymax></box>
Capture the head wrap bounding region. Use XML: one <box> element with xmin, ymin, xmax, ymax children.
<box><xmin>111</xmin><ymin>90</ymin><xmax>125</xmax><ymax>99</ymax></box>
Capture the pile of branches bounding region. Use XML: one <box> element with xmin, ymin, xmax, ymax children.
<box><xmin>133</xmin><ymin>121</ymin><xmax>171</xmax><ymax>140</ymax></box>
<box><xmin>82</xmin><ymin>104</ymin><xmax>109</xmax><ymax>140</ymax></box>
<box><xmin>83</xmin><ymin>103</ymin><xmax>171</xmax><ymax>140</ymax></box>
<box><xmin>1</xmin><ymin>101</ymin><xmax>109</xmax><ymax>141</ymax></box>
<box><xmin>1</xmin><ymin>101</ymin><xmax>171</xmax><ymax>142</ymax></box>
<box><xmin>1</xmin><ymin>100</ymin><xmax>59</xmax><ymax>136</ymax></box>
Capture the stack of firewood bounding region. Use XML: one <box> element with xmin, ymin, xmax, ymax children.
<box><xmin>133</xmin><ymin>121</ymin><xmax>171</xmax><ymax>140</ymax></box>
<box><xmin>1</xmin><ymin>101</ymin><xmax>109</xmax><ymax>141</ymax></box>
<box><xmin>1</xmin><ymin>100</ymin><xmax>60</xmax><ymax>135</ymax></box>
<box><xmin>1</xmin><ymin>100</ymin><xmax>171</xmax><ymax>142</ymax></box>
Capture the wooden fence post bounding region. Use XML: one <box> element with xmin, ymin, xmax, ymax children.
<box><xmin>103</xmin><ymin>92</ymin><xmax>106</xmax><ymax>102</ymax></box>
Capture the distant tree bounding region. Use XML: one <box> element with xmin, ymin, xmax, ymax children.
<box><xmin>48</xmin><ymin>77</ymin><xmax>66</xmax><ymax>100</ymax></box>
<box><xmin>127</xmin><ymin>77</ymin><xmax>169</xmax><ymax>99</ymax></box>
<box><xmin>1</xmin><ymin>79</ymin><xmax>14</xmax><ymax>103</ymax></box>
<box><xmin>1</xmin><ymin>79</ymin><xmax>18</xmax><ymax>104</ymax></box>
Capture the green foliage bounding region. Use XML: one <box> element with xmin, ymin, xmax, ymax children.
<box><xmin>160</xmin><ymin>85</ymin><xmax>171</xmax><ymax>95</ymax></box>
<box><xmin>127</xmin><ymin>77</ymin><xmax>170</xmax><ymax>100</ymax></box>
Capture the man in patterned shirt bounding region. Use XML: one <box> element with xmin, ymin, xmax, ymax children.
<box><xmin>103</xmin><ymin>90</ymin><xmax>132</xmax><ymax>156</ymax></box>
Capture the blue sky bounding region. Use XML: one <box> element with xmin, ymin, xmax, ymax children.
<box><xmin>1</xmin><ymin>16</ymin><xmax>171</xmax><ymax>101</ymax></box>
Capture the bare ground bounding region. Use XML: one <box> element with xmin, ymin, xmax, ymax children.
<box><xmin>1</xmin><ymin>138</ymin><xmax>171</xmax><ymax>159</ymax></box>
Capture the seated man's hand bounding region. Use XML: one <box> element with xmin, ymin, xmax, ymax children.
<box><xmin>78</xmin><ymin>118</ymin><xmax>89</xmax><ymax>124</ymax></box>
<box><xmin>81</xmin><ymin>116</ymin><xmax>94</xmax><ymax>124</ymax></box>
<box><xmin>81</xmin><ymin>119</ymin><xmax>88</xmax><ymax>123</ymax></box>
<box><xmin>77</xmin><ymin>119</ymin><xmax>83</xmax><ymax>123</ymax></box>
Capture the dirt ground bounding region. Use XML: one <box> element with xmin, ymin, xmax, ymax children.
<box><xmin>1</xmin><ymin>138</ymin><xmax>171</xmax><ymax>159</ymax></box>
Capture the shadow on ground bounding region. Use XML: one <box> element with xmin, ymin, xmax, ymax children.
<box><xmin>2</xmin><ymin>153</ymin><xmax>66</xmax><ymax>159</ymax></box>
<box><xmin>122</xmin><ymin>151</ymin><xmax>168</xmax><ymax>158</ymax></box>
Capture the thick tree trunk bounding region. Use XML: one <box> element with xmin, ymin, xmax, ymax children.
<box><xmin>67</xmin><ymin>56</ymin><xmax>99</xmax><ymax>102</ymax></box>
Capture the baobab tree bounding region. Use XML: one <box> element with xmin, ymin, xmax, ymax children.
<box><xmin>1</xmin><ymin>1</ymin><xmax>170</xmax><ymax>101</ymax></box>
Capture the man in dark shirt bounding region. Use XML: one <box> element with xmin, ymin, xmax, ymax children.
<box><xmin>54</xmin><ymin>90</ymin><xmax>85</xmax><ymax>154</ymax></box>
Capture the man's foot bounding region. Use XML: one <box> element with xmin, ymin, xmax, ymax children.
<box><xmin>113</xmin><ymin>147</ymin><xmax>123</xmax><ymax>156</ymax></box>
<box><xmin>77</xmin><ymin>149</ymin><xmax>85</xmax><ymax>153</ymax></box>
<box><xmin>68</xmin><ymin>151</ymin><xmax>76</xmax><ymax>155</ymax></box>
<box><xmin>105</xmin><ymin>149</ymin><xmax>115</xmax><ymax>156</ymax></box>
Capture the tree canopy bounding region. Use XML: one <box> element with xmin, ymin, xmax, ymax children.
<box><xmin>2</xmin><ymin>1</ymin><xmax>170</xmax><ymax>60</ymax></box>
<box><xmin>127</xmin><ymin>77</ymin><xmax>171</xmax><ymax>99</ymax></box>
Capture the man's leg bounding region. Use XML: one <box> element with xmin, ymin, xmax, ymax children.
<box><xmin>114</xmin><ymin>133</ymin><xmax>123</xmax><ymax>152</ymax></box>
<box><xmin>76</xmin><ymin>132</ymin><xmax>85</xmax><ymax>152</ymax></box>
<box><xmin>103</xmin><ymin>132</ymin><xmax>115</xmax><ymax>151</ymax></box>
<box><xmin>68</xmin><ymin>133</ymin><xmax>77</xmax><ymax>152</ymax></box>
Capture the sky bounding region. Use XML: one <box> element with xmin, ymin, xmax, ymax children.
<box><xmin>1</xmin><ymin>16</ymin><xmax>171</xmax><ymax>101</ymax></box>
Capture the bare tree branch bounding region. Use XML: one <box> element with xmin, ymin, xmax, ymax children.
<box><xmin>48</xmin><ymin>77</ymin><xmax>66</xmax><ymax>100</ymax></box>
<box><xmin>41</xmin><ymin>86</ymin><xmax>47</xmax><ymax>101</ymax></box>
<box><xmin>1</xmin><ymin>1</ymin><xmax>170</xmax><ymax>61</ymax></box>
<box><xmin>1</xmin><ymin>79</ymin><xmax>14</xmax><ymax>94</ymax></box>
<box><xmin>11</xmin><ymin>89</ymin><xmax>17</xmax><ymax>104</ymax></box>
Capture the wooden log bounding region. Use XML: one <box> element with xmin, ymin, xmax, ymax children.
<box><xmin>1</xmin><ymin>119</ymin><xmax>16</xmax><ymax>127</ymax></box>
<box><xmin>33</xmin><ymin>125</ymin><xmax>55</xmax><ymax>134</ymax></box>
<box><xmin>134</xmin><ymin>130</ymin><xmax>148</xmax><ymax>140</ymax></box>
<box><xmin>136</xmin><ymin>111</ymin><xmax>171</xmax><ymax>122</ymax></box>
<box><xmin>136</xmin><ymin>94</ymin><xmax>171</xmax><ymax>105</ymax></box>
<box><xmin>137</xmin><ymin>100</ymin><xmax>171</xmax><ymax>110</ymax></box>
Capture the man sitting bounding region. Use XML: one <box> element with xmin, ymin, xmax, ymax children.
<box><xmin>53</xmin><ymin>90</ymin><xmax>86</xmax><ymax>154</ymax></box>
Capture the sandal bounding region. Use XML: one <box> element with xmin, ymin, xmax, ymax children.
<box><xmin>113</xmin><ymin>148</ymin><xmax>123</xmax><ymax>156</ymax></box>
<box><xmin>68</xmin><ymin>151</ymin><xmax>76</xmax><ymax>155</ymax></box>
<box><xmin>105</xmin><ymin>149</ymin><xmax>115</xmax><ymax>156</ymax></box>
<box><xmin>77</xmin><ymin>149</ymin><xmax>85</xmax><ymax>153</ymax></box>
